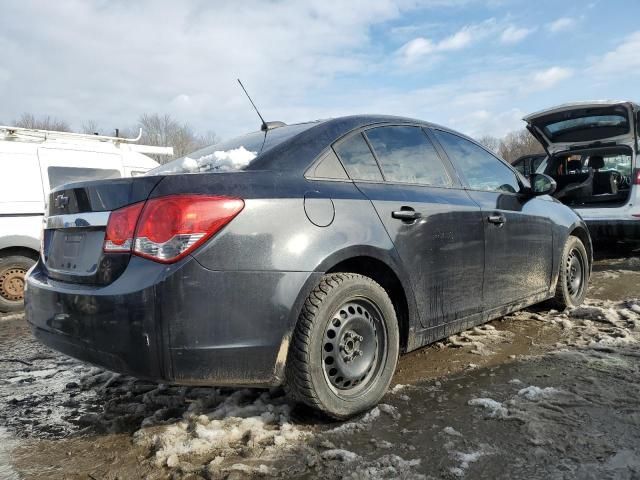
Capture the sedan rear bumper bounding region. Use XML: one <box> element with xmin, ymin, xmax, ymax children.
<box><xmin>25</xmin><ymin>256</ymin><xmax>320</xmax><ymax>387</ymax></box>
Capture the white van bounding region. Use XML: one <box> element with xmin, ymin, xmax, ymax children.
<box><xmin>0</xmin><ymin>126</ymin><xmax>170</xmax><ymax>312</ymax></box>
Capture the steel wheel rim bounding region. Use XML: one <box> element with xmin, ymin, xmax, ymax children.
<box><xmin>322</xmin><ymin>297</ymin><xmax>387</xmax><ymax>396</ymax></box>
<box><xmin>566</xmin><ymin>247</ymin><xmax>585</xmax><ymax>300</ymax></box>
<box><xmin>0</xmin><ymin>267</ymin><xmax>27</xmax><ymax>302</ymax></box>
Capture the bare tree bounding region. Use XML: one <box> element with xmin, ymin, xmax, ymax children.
<box><xmin>14</xmin><ymin>113</ymin><xmax>71</xmax><ymax>132</ymax></box>
<box><xmin>497</xmin><ymin>129</ymin><xmax>545</xmax><ymax>163</ymax></box>
<box><xmin>81</xmin><ymin>120</ymin><xmax>101</xmax><ymax>135</ymax></box>
<box><xmin>477</xmin><ymin>135</ymin><xmax>501</xmax><ymax>154</ymax></box>
<box><xmin>126</xmin><ymin>113</ymin><xmax>217</xmax><ymax>164</ymax></box>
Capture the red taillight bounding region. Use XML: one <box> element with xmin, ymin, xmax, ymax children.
<box><xmin>104</xmin><ymin>202</ymin><xmax>144</xmax><ymax>252</ymax></box>
<box><xmin>634</xmin><ymin>169</ymin><xmax>640</xmax><ymax>185</ymax></box>
<box><xmin>103</xmin><ymin>195</ymin><xmax>244</xmax><ymax>263</ymax></box>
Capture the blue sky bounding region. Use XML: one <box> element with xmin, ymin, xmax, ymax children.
<box><xmin>1</xmin><ymin>0</ymin><xmax>639</xmax><ymax>141</ymax></box>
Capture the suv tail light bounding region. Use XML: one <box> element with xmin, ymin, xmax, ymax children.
<box><xmin>634</xmin><ymin>168</ymin><xmax>640</xmax><ymax>185</ymax></box>
<box><xmin>103</xmin><ymin>195</ymin><xmax>244</xmax><ymax>263</ymax></box>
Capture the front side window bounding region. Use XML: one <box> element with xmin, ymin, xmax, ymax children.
<box><xmin>333</xmin><ymin>133</ymin><xmax>383</xmax><ymax>181</ymax></box>
<box><xmin>433</xmin><ymin>130</ymin><xmax>520</xmax><ymax>193</ymax></box>
<box><xmin>364</xmin><ymin>126</ymin><xmax>451</xmax><ymax>186</ymax></box>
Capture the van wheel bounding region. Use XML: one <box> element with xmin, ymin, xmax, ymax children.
<box><xmin>549</xmin><ymin>236</ymin><xmax>589</xmax><ymax>311</ymax></box>
<box><xmin>286</xmin><ymin>273</ymin><xmax>399</xmax><ymax>419</ymax></box>
<box><xmin>0</xmin><ymin>254</ymin><xmax>36</xmax><ymax>313</ymax></box>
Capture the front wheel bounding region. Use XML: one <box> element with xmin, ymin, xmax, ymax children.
<box><xmin>550</xmin><ymin>235</ymin><xmax>590</xmax><ymax>310</ymax></box>
<box><xmin>286</xmin><ymin>273</ymin><xmax>399</xmax><ymax>419</ymax></box>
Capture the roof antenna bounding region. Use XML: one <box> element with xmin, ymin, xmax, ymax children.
<box><xmin>237</xmin><ymin>78</ymin><xmax>267</xmax><ymax>131</ymax></box>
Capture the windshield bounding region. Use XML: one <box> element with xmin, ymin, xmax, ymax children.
<box><xmin>146</xmin><ymin>122</ymin><xmax>318</xmax><ymax>175</ymax></box>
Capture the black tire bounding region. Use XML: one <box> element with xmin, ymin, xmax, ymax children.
<box><xmin>0</xmin><ymin>254</ymin><xmax>36</xmax><ymax>313</ymax></box>
<box><xmin>286</xmin><ymin>273</ymin><xmax>399</xmax><ymax>419</ymax></box>
<box><xmin>549</xmin><ymin>236</ymin><xmax>589</xmax><ymax>310</ymax></box>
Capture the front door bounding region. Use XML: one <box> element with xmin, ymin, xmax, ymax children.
<box><xmin>431</xmin><ymin>129</ymin><xmax>554</xmax><ymax>312</ymax></box>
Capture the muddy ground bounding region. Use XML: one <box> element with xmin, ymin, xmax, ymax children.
<box><xmin>1</xmin><ymin>250</ymin><xmax>639</xmax><ymax>480</ymax></box>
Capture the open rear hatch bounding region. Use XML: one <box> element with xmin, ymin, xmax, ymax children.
<box><xmin>43</xmin><ymin>176</ymin><xmax>164</xmax><ymax>285</ymax></box>
<box><xmin>524</xmin><ymin>101</ymin><xmax>638</xmax><ymax>154</ymax></box>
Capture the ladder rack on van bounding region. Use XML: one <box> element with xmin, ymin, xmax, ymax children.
<box><xmin>0</xmin><ymin>125</ymin><xmax>174</xmax><ymax>156</ymax></box>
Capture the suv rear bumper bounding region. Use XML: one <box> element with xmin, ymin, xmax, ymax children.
<box><xmin>25</xmin><ymin>256</ymin><xmax>319</xmax><ymax>387</ymax></box>
<box><xmin>585</xmin><ymin>219</ymin><xmax>640</xmax><ymax>242</ymax></box>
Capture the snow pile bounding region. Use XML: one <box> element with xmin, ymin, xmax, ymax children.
<box><xmin>182</xmin><ymin>146</ymin><xmax>257</xmax><ymax>173</ymax></box>
<box><xmin>467</xmin><ymin>398</ymin><xmax>509</xmax><ymax>418</ymax></box>
<box><xmin>446</xmin><ymin>324</ymin><xmax>515</xmax><ymax>355</ymax></box>
<box><xmin>517</xmin><ymin>386</ymin><xmax>562</xmax><ymax>401</ymax></box>
<box><xmin>340</xmin><ymin>454</ymin><xmax>423</xmax><ymax>480</ymax></box>
<box><xmin>443</xmin><ymin>426</ymin><xmax>463</xmax><ymax>437</ymax></box>
<box><xmin>321</xmin><ymin>448</ymin><xmax>361</xmax><ymax>462</ymax></box>
<box><xmin>134</xmin><ymin>389</ymin><xmax>309</xmax><ymax>468</ymax></box>
<box><xmin>329</xmin><ymin>403</ymin><xmax>399</xmax><ymax>434</ymax></box>
<box><xmin>0</xmin><ymin>312</ymin><xmax>25</xmax><ymax>322</ymax></box>
<box><xmin>509</xmin><ymin>299</ymin><xmax>640</xmax><ymax>348</ymax></box>
<box><xmin>449</xmin><ymin>449</ymin><xmax>487</xmax><ymax>477</ymax></box>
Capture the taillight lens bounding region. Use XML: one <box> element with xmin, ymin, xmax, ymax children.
<box><xmin>634</xmin><ymin>168</ymin><xmax>640</xmax><ymax>185</ymax></box>
<box><xmin>104</xmin><ymin>202</ymin><xmax>145</xmax><ymax>252</ymax></box>
<box><xmin>103</xmin><ymin>195</ymin><xmax>244</xmax><ymax>263</ymax></box>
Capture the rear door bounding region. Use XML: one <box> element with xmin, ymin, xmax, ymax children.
<box><xmin>431</xmin><ymin>129</ymin><xmax>554</xmax><ymax>313</ymax></box>
<box><xmin>333</xmin><ymin>126</ymin><xmax>485</xmax><ymax>331</ymax></box>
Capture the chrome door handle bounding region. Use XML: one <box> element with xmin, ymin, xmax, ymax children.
<box><xmin>392</xmin><ymin>210</ymin><xmax>421</xmax><ymax>221</ymax></box>
<box><xmin>487</xmin><ymin>214</ymin><xmax>506</xmax><ymax>225</ymax></box>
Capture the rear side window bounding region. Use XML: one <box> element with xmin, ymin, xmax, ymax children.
<box><xmin>47</xmin><ymin>167</ymin><xmax>121</xmax><ymax>190</ymax></box>
<box><xmin>364</xmin><ymin>126</ymin><xmax>451</xmax><ymax>186</ymax></box>
<box><xmin>433</xmin><ymin>130</ymin><xmax>520</xmax><ymax>193</ymax></box>
<box><xmin>309</xmin><ymin>149</ymin><xmax>349</xmax><ymax>179</ymax></box>
<box><xmin>333</xmin><ymin>133</ymin><xmax>383</xmax><ymax>181</ymax></box>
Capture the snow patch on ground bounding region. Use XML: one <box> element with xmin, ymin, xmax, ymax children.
<box><xmin>329</xmin><ymin>403</ymin><xmax>399</xmax><ymax>434</ymax></box>
<box><xmin>508</xmin><ymin>298</ymin><xmax>640</xmax><ymax>348</ymax></box>
<box><xmin>447</xmin><ymin>324</ymin><xmax>515</xmax><ymax>355</ymax></box>
<box><xmin>340</xmin><ymin>454</ymin><xmax>424</xmax><ymax>479</ymax></box>
<box><xmin>468</xmin><ymin>398</ymin><xmax>509</xmax><ymax>418</ymax></box>
<box><xmin>449</xmin><ymin>449</ymin><xmax>487</xmax><ymax>477</ymax></box>
<box><xmin>517</xmin><ymin>386</ymin><xmax>562</xmax><ymax>401</ymax></box>
<box><xmin>134</xmin><ymin>389</ymin><xmax>308</xmax><ymax>468</ymax></box>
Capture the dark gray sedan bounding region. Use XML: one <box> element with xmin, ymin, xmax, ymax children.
<box><xmin>25</xmin><ymin>115</ymin><xmax>591</xmax><ymax>418</ymax></box>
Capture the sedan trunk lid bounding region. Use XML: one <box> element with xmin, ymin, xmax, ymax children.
<box><xmin>43</xmin><ymin>176</ymin><xmax>164</xmax><ymax>284</ymax></box>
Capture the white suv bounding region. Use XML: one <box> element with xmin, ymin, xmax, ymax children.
<box><xmin>0</xmin><ymin>126</ymin><xmax>166</xmax><ymax>312</ymax></box>
<box><xmin>525</xmin><ymin>101</ymin><xmax>639</xmax><ymax>245</ymax></box>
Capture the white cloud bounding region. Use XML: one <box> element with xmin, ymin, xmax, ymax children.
<box><xmin>529</xmin><ymin>66</ymin><xmax>573</xmax><ymax>90</ymax></box>
<box><xmin>0</xmin><ymin>0</ymin><xmax>408</xmax><ymax>137</ymax></box>
<box><xmin>547</xmin><ymin>17</ymin><xmax>576</xmax><ymax>33</ymax></box>
<box><xmin>588</xmin><ymin>30</ymin><xmax>640</xmax><ymax>74</ymax></box>
<box><xmin>500</xmin><ymin>25</ymin><xmax>535</xmax><ymax>44</ymax></box>
<box><xmin>397</xmin><ymin>22</ymin><xmax>493</xmax><ymax>64</ymax></box>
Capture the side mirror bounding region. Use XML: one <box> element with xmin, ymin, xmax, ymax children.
<box><xmin>529</xmin><ymin>173</ymin><xmax>557</xmax><ymax>196</ymax></box>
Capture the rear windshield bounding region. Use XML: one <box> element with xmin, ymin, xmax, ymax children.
<box><xmin>147</xmin><ymin>122</ymin><xmax>316</xmax><ymax>175</ymax></box>
<box><xmin>538</xmin><ymin>106</ymin><xmax>630</xmax><ymax>143</ymax></box>
<box><xmin>48</xmin><ymin>167</ymin><xmax>121</xmax><ymax>189</ymax></box>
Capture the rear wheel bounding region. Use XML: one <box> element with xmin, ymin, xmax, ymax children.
<box><xmin>0</xmin><ymin>253</ymin><xmax>37</xmax><ymax>313</ymax></box>
<box><xmin>286</xmin><ymin>273</ymin><xmax>399</xmax><ymax>419</ymax></box>
<box><xmin>550</xmin><ymin>236</ymin><xmax>589</xmax><ymax>310</ymax></box>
